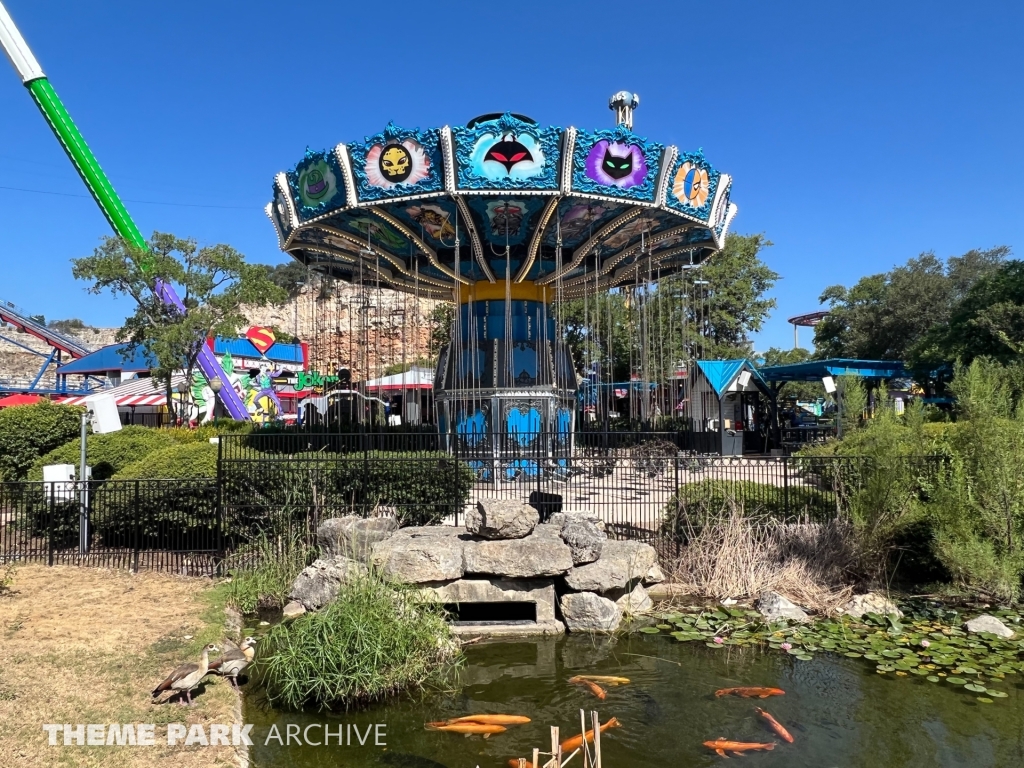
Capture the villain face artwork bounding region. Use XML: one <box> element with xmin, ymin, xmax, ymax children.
<box><xmin>365</xmin><ymin>140</ymin><xmax>430</xmax><ymax>189</ymax></box>
<box><xmin>484</xmin><ymin>134</ymin><xmax>534</xmax><ymax>174</ymax></box>
<box><xmin>468</xmin><ymin>131</ymin><xmax>546</xmax><ymax>181</ymax></box>
<box><xmin>486</xmin><ymin>200</ymin><xmax>526</xmax><ymax>238</ymax></box>
<box><xmin>584</xmin><ymin>140</ymin><xmax>647</xmax><ymax>189</ymax></box>
<box><xmin>297</xmin><ymin>159</ymin><xmax>338</xmax><ymax>206</ymax></box>
<box><xmin>406</xmin><ymin>203</ymin><xmax>456</xmax><ymax>242</ymax></box>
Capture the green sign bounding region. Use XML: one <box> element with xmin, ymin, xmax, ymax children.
<box><xmin>295</xmin><ymin>370</ymin><xmax>341</xmax><ymax>392</ymax></box>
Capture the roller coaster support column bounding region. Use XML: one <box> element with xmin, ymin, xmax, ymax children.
<box><xmin>0</xmin><ymin>2</ymin><xmax>251</xmax><ymax>420</ymax></box>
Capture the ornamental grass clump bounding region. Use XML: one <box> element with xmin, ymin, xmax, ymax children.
<box><xmin>254</xmin><ymin>575</ymin><xmax>459</xmax><ymax>710</ymax></box>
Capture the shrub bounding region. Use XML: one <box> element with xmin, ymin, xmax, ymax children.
<box><xmin>93</xmin><ymin>443</ymin><xmax>219</xmax><ymax>548</ymax></box>
<box><xmin>661</xmin><ymin>479</ymin><xmax>831</xmax><ymax>544</ymax></box>
<box><xmin>224</xmin><ymin>451</ymin><xmax>475</xmax><ymax>532</ymax></box>
<box><xmin>254</xmin><ymin>575</ymin><xmax>459</xmax><ymax>709</ymax></box>
<box><xmin>28</xmin><ymin>426</ymin><xmax>177</xmax><ymax>481</ymax></box>
<box><xmin>0</xmin><ymin>402</ymin><xmax>83</xmax><ymax>480</ymax></box>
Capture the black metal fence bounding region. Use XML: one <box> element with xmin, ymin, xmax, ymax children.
<box><xmin>0</xmin><ymin>430</ymin><xmax>944</xmax><ymax>574</ymax></box>
<box><xmin>0</xmin><ymin>479</ymin><xmax>220</xmax><ymax>575</ymax></box>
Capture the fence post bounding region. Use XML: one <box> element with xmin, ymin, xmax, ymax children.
<box><xmin>783</xmin><ymin>455</ymin><xmax>790</xmax><ymax>518</ymax></box>
<box><xmin>47</xmin><ymin>484</ymin><xmax>54</xmax><ymax>567</ymax></box>
<box><xmin>132</xmin><ymin>479</ymin><xmax>141</xmax><ymax>573</ymax></box>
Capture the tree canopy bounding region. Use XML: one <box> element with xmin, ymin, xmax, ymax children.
<box><xmin>72</xmin><ymin>232</ymin><xmax>287</xmax><ymax>392</ymax></box>
<box><xmin>814</xmin><ymin>246</ymin><xmax>1009</xmax><ymax>361</ymax></box>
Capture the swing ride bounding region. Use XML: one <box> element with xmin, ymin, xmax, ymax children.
<box><xmin>268</xmin><ymin>94</ymin><xmax>738</xmax><ymax>472</ymax></box>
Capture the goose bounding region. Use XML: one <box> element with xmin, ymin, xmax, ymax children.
<box><xmin>152</xmin><ymin>643</ymin><xmax>218</xmax><ymax>705</ymax></box>
<box><xmin>208</xmin><ymin>636</ymin><xmax>257</xmax><ymax>688</ymax></box>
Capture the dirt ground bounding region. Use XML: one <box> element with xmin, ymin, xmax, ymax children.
<box><xmin>0</xmin><ymin>564</ymin><xmax>240</xmax><ymax>768</ymax></box>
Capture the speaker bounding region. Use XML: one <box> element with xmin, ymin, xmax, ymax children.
<box><xmin>84</xmin><ymin>392</ymin><xmax>122</xmax><ymax>434</ymax></box>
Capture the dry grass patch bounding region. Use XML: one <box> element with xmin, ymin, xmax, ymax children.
<box><xmin>666</xmin><ymin>506</ymin><xmax>857</xmax><ymax>614</ymax></box>
<box><xmin>0</xmin><ymin>564</ymin><xmax>238</xmax><ymax>768</ymax></box>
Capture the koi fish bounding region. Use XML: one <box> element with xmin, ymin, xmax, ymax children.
<box><xmin>445</xmin><ymin>715</ymin><xmax>531</xmax><ymax>726</ymax></box>
<box><xmin>754</xmin><ymin>707</ymin><xmax>793</xmax><ymax>743</ymax></box>
<box><xmin>714</xmin><ymin>686</ymin><xmax>785</xmax><ymax>699</ymax></box>
<box><xmin>572</xmin><ymin>675</ymin><xmax>630</xmax><ymax>685</ymax></box>
<box><xmin>568</xmin><ymin>675</ymin><xmax>607</xmax><ymax>700</ymax></box>
<box><xmin>703</xmin><ymin>738</ymin><xmax>776</xmax><ymax>757</ymax></box>
<box><xmin>425</xmin><ymin>723</ymin><xmax>506</xmax><ymax>738</ymax></box>
<box><xmin>507</xmin><ymin>760</ymin><xmax>536</xmax><ymax>768</ymax></box>
<box><xmin>560</xmin><ymin>717</ymin><xmax>621</xmax><ymax>753</ymax></box>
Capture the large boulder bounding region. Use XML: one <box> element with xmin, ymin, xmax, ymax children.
<box><xmin>317</xmin><ymin>515</ymin><xmax>398</xmax><ymax>563</ymax></box>
<box><xmin>370</xmin><ymin>527</ymin><xmax>466</xmax><ymax>583</ymax></box>
<box><xmin>841</xmin><ymin>593</ymin><xmax>903</xmax><ymax>619</ymax></box>
<box><xmin>964</xmin><ymin>614</ymin><xmax>1015</xmax><ymax>638</ymax></box>
<box><xmin>463</xmin><ymin>536</ymin><xmax>574</xmax><ymax>578</ymax></box>
<box><xmin>560</xmin><ymin>518</ymin><xmax>604</xmax><ymax>565</ymax></box>
<box><xmin>564</xmin><ymin>540</ymin><xmax>658</xmax><ymax>592</ymax></box>
<box><xmin>465</xmin><ymin>500</ymin><xmax>538</xmax><ymax>540</ymax></box>
<box><xmin>643</xmin><ymin>563</ymin><xmax>667</xmax><ymax>585</ymax></box>
<box><xmin>614</xmin><ymin>583</ymin><xmax>653</xmax><ymax>615</ymax></box>
<box><xmin>560</xmin><ymin>592</ymin><xmax>622</xmax><ymax>633</ymax></box>
<box><xmin>756</xmin><ymin>591</ymin><xmax>809</xmax><ymax>623</ymax></box>
<box><xmin>288</xmin><ymin>557</ymin><xmax>367</xmax><ymax>611</ymax></box>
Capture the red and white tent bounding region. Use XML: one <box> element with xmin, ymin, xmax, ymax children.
<box><xmin>59</xmin><ymin>374</ymin><xmax>187</xmax><ymax>407</ymax></box>
<box><xmin>364</xmin><ymin>368</ymin><xmax>433</xmax><ymax>392</ymax></box>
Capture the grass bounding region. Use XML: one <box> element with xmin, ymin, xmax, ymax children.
<box><xmin>226</xmin><ymin>533</ymin><xmax>313</xmax><ymax>613</ymax></box>
<box><xmin>0</xmin><ymin>564</ymin><xmax>239</xmax><ymax>768</ymax></box>
<box><xmin>666</xmin><ymin>504</ymin><xmax>857</xmax><ymax>614</ymax></box>
<box><xmin>254</xmin><ymin>574</ymin><xmax>460</xmax><ymax>710</ymax></box>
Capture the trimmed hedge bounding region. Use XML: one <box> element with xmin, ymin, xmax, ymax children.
<box><xmin>0</xmin><ymin>402</ymin><xmax>83</xmax><ymax>481</ymax></box>
<box><xmin>29</xmin><ymin>426</ymin><xmax>177</xmax><ymax>481</ymax></box>
<box><xmin>113</xmin><ymin>442</ymin><xmax>219</xmax><ymax>480</ymax></box>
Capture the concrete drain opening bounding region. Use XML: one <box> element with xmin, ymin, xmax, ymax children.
<box><xmin>444</xmin><ymin>601</ymin><xmax>537</xmax><ymax>626</ymax></box>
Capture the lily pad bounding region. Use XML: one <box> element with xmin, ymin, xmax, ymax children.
<box><xmin>927</xmin><ymin>676</ymin><xmax>941</xmax><ymax>682</ymax></box>
<box><xmin>977</xmin><ymin>697</ymin><xmax>994</xmax><ymax>703</ymax></box>
<box><xmin>946</xmin><ymin>677</ymin><xmax>968</xmax><ymax>685</ymax></box>
<box><xmin>639</xmin><ymin>627</ymin><xmax>662</xmax><ymax>634</ymax></box>
<box><xmin>985</xmin><ymin>689</ymin><xmax>1008</xmax><ymax>698</ymax></box>
<box><xmin>964</xmin><ymin>683</ymin><xmax>987</xmax><ymax>693</ymax></box>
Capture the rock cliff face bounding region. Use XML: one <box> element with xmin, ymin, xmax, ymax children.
<box><xmin>0</xmin><ymin>325</ymin><xmax>117</xmax><ymax>388</ymax></box>
<box><xmin>243</xmin><ymin>280</ymin><xmax>441</xmax><ymax>380</ymax></box>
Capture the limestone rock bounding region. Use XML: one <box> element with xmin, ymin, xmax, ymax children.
<box><xmin>964</xmin><ymin>614</ymin><xmax>1014</xmax><ymax>638</ymax></box>
<box><xmin>288</xmin><ymin>557</ymin><xmax>367</xmax><ymax>611</ymax></box>
<box><xmin>420</xmin><ymin>578</ymin><xmax>559</xmax><ymax>625</ymax></box>
<box><xmin>317</xmin><ymin>515</ymin><xmax>398</xmax><ymax>563</ymax></box>
<box><xmin>564</xmin><ymin>540</ymin><xmax>658</xmax><ymax>592</ymax></box>
<box><xmin>643</xmin><ymin>563</ymin><xmax>667</xmax><ymax>585</ymax></box>
<box><xmin>465</xmin><ymin>499</ymin><xmax>539</xmax><ymax>540</ymax></box>
<box><xmin>615</xmin><ymin>583</ymin><xmax>653</xmax><ymax>615</ymax></box>
<box><xmin>841</xmin><ymin>593</ymin><xmax>904</xmax><ymax>619</ymax></box>
<box><xmin>464</xmin><ymin>536</ymin><xmax>574</xmax><ymax>578</ymax></box>
<box><xmin>282</xmin><ymin>601</ymin><xmax>306</xmax><ymax>621</ymax></box>
<box><xmin>370</xmin><ymin>527</ymin><xmax>466</xmax><ymax>583</ymax></box>
<box><xmin>756</xmin><ymin>591</ymin><xmax>809</xmax><ymax>623</ymax></box>
<box><xmin>560</xmin><ymin>518</ymin><xmax>604</xmax><ymax>565</ymax></box>
<box><xmin>560</xmin><ymin>592</ymin><xmax>623</xmax><ymax>633</ymax></box>
<box><xmin>547</xmin><ymin>511</ymin><xmax>606</xmax><ymax>532</ymax></box>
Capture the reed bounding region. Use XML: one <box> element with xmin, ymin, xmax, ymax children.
<box><xmin>226</xmin><ymin>533</ymin><xmax>312</xmax><ymax>613</ymax></box>
<box><xmin>254</xmin><ymin>574</ymin><xmax>460</xmax><ymax>710</ymax></box>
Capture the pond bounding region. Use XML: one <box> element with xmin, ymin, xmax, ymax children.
<box><xmin>243</xmin><ymin>632</ymin><xmax>1024</xmax><ymax>767</ymax></box>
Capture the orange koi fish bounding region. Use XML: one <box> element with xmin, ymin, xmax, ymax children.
<box><xmin>508</xmin><ymin>760</ymin><xmax>536</xmax><ymax>768</ymax></box>
<box><xmin>573</xmin><ymin>675</ymin><xmax>630</xmax><ymax>685</ymax></box>
<box><xmin>568</xmin><ymin>675</ymin><xmax>607</xmax><ymax>700</ymax></box>
<box><xmin>714</xmin><ymin>686</ymin><xmax>785</xmax><ymax>699</ymax></box>
<box><xmin>559</xmin><ymin>717</ymin><xmax>621</xmax><ymax>753</ymax></box>
<box><xmin>754</xmin><ymin>707</ymin><xmax>793</xmax><ymax>743</ymax></box>
<box><xmin>704</xmin><ymin>738</ymin><xmax>776</xmax><ymax>757</ymax></box>
<box><xmin>425</xmin><ymin>722</ymin><xmax>507</xmax><ymax>737</ymax></box>
<box><xmin>445</xmin><ymin>714</ymin><xmax>531</xmax><ymax>726</ymax></box>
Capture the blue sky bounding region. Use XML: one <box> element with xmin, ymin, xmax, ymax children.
<box><xmin>1</xmin><ymin>1</ymin><xmax>1021</xmax><ymax>351</ymax></box>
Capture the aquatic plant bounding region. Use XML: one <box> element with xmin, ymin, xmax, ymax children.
<box><xmin>254</xmin><ymin>575</ymin><xmax>460</xmax><ymax>709</ymax></box>
<box><xmin>639</xmin><ymin>603</ymin><xmax>1023</xmax><ymax>704</ymax></box>
<box><xmin>226</xmin><ymin>532</ymin><xmax>313</xmax><ymax>613</ymax></box>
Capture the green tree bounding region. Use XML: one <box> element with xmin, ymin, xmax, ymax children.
<box><xmin>428</xmin><ymin>302</ymin><xmax>454</xmax><ymax>358</ymax></box>
<box><xmin>757</xmin><ymin>346</ymin><xmax>824</xmax><ymax>401</ymax></box>
<box><xmin>911</xmin><ymin>260</ymin><xmax>1024</xmax><ymax>368</ymax></box>
<box><xmin>72</xmin><ymin>232</ymin><xmax>287</xmax><ymax>404</ymax></box>
<box><xmin>261</xmin><ymin>259</ymin><xmax>309</xmax><ymax>298</ymax></box>
<box><xmin>815</xmin><ymin>247</ymin><xmax>1008</xmax><ymax>360</ymax></box>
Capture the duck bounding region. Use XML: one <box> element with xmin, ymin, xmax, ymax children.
<box><xmin>152</xmin><ymin>643</ymin><xmax>218</xmax><ymax>705</ymax></box>
<box><xmin>208</xmin><ymin>636</ymin><xmax>257</xmax><ymax>688</ymax></box>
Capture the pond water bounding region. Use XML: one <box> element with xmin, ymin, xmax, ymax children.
<box><xmin>243</xmin><ymin>633</ymin><xmax>1024</xmax><ymax>768</ymax></box>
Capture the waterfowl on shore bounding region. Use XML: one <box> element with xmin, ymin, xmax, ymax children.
<box><xmin>152</xmin><ymin>643</ymin><xmax>218</xmax><ymax>705</ymax></box>
<box><xmin>208</xmin><ymin>636</ymin><xmax>257</xmax><ymax>688</ymax></box>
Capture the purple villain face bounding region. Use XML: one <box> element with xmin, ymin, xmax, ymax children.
<box><xmin>584</xmin><ymin>140</ymin><xmax>647</xmax><ymax>189</ymax></box>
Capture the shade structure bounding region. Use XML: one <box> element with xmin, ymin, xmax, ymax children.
<box><xmin>268</xmin><ymin>103</ymin><xmax>738</xmax><ymax>472</ymax></box>
<box><xmin>364</xmin><ymin>368</ymin><xmax>433</xmax><ymax>392</ymax></box>
<box><xmin>60</xmin><ymin>375</ymin><xmax>186</xmax><ymax>407</ymax></box>
<box><xmin>0</xmin><ymin>393</ymin><xmax>43</xmax><ymax>407</ymax></box>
